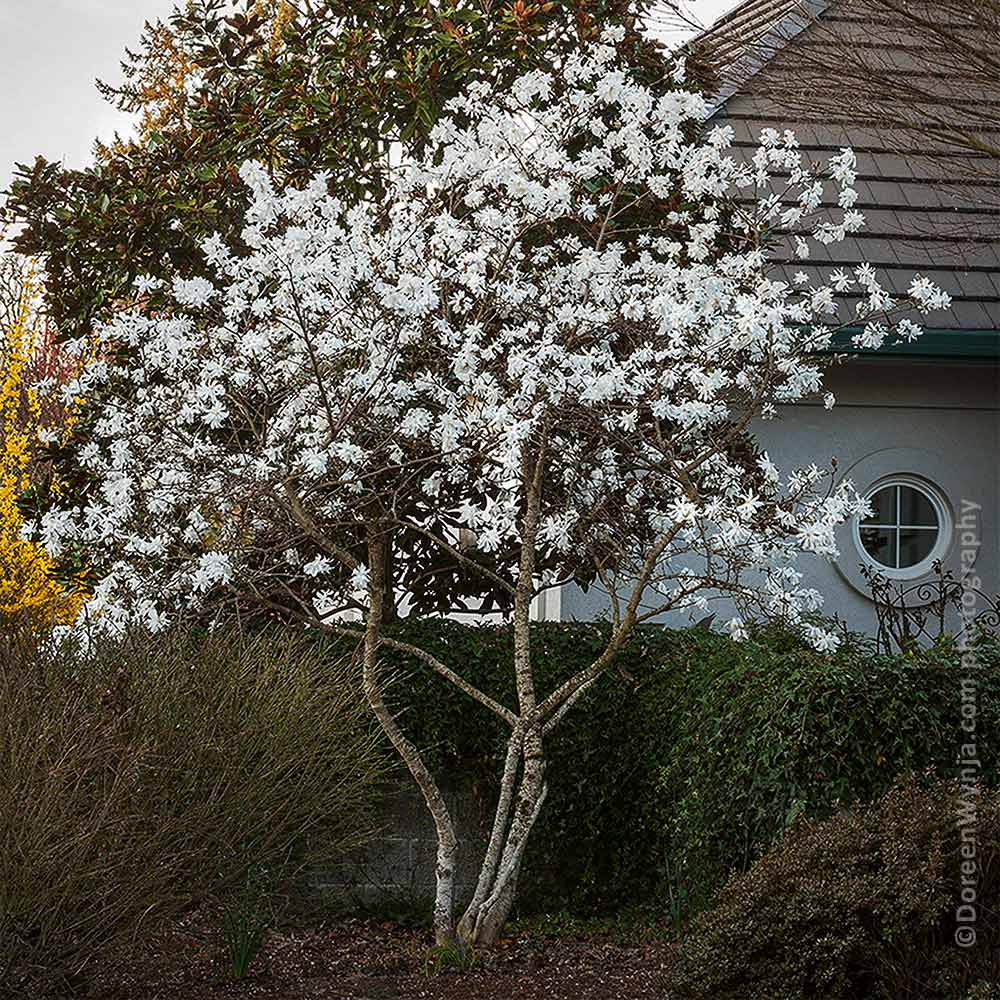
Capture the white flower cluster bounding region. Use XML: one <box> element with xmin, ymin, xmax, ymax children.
<box><xmin>38</xmin><ymin>34</ymin><xmax>948</xmax><ymax>648</ymax></box>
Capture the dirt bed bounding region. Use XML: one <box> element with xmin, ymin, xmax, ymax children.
<box><xmin>87</xmin><ymin>917</ymin><xmax>674</xmax><ymax>1000</ymax></box>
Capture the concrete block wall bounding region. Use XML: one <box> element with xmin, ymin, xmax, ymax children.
<box><xmin>313</xmin><ymin>776</ymin><xmax>491</xmax><ymax>909</ymax></box>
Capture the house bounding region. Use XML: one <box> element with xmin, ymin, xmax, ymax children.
<box><xmin>553</xmin><ymin>0</ymin><xmax>999</xmax><ymax>635</ymax></box>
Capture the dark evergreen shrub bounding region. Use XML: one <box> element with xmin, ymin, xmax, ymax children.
<box><xmin>666</xmin><ymin>776</ymin><xmax>1000</xmax><ymax>1000</ymax></box>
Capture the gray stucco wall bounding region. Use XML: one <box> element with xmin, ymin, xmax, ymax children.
<box><xmin>560</xmin><ymin>359</ymin><xmax>999</xmax><ymax>635</ymax></box>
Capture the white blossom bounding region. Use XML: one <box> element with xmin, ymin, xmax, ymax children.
<box><xmin>350</xmin><ymin>564</ymin><xmax>370</xmax><ymax>593</ymax></box>
<box><xmin>172</xmin><ymin>276</ymin><xmax>217</xmax><ymax>307</ymax></box>
<box><xmin>304</xmin><ymin>555</ymin><xmax>334</xmax><ymax>578</ymax></box>
<box><xmin>41</xmin><ymin>38</ymin><xmax>950</xmax><ymax>650</ymax></box>
<box><xmin>190</xmin><ymin>552</ymin><xmax>233</xmax><ymax>593</ymax></box>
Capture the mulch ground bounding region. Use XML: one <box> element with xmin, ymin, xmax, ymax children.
<box><xmin>87</xmin><ymin>916</ymin><xmax>676</xmax><ymax>1000</ymax></box>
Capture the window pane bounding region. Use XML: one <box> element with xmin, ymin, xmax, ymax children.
<box><xmin>899</xmin><ymin>528</ymin><xmax>937</xmax><ymax>568</ymax></box>
<box><xmin>862</xmin><ymin>486</ymin><xmax>896</xmax><ymax>526</ymax></box>
<box><xmin>899</xmin><ymin>486</ymin><xmax>938</xmax><ymax>527</ymax></box>
<box><xmin>860</xmin><ymin>526</ymin><xmax>897</xmax><ymax>568</ymax></box>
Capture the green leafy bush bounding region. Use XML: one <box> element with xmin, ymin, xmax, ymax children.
<box><xmin>331</xmin><ymin>621</ymin><xmax>1000</xmax><ymax>914</ymax></box>
<box><xmin>666</xmin><ymin>775</ymin><xmax>1000</xmax><ymax>1000</ymax></box>
<box><xmin>653</xmin><ymin>626</ymin><xmax>1000</xmax><ymax>905</ymax></box>
<box><xmin>337</xmin><ymin>619</ymin><xmax>682</xmax><ymax>912</ymax></box>
<box><xmin>0</xmin><ymin>630</ymin><xmax>383</xmax><ymax>995</ymax></box>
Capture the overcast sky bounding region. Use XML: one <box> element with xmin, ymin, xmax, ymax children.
<box><xmin>0</xmin><ymin>0</ymin><xmax>737</xmax><ymax>195</ymax></box>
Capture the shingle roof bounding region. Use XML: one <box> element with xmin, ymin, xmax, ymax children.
<box><xmin>692</xmin><ymin>0</ymin><xmax>1000</xmax><ymax>346</ymax></box>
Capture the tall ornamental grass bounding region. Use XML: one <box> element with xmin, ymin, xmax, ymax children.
<box><xmin>0</xmin><ymin>629</ymin><xmax>383</xmax><ymax>994</ymax></box>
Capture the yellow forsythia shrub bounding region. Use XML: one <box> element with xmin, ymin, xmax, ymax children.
<box><xmin>0</xmin><ymin>258</ymin><xmax>85</xmax><ymax>632</ymax></box>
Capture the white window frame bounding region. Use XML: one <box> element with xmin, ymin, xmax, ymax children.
<box><xmin>852</xmin><ymin>474</ymin><xmax>953</xmax><ymax>580</ymax></box>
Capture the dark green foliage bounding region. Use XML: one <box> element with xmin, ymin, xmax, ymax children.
<box><xmin>422</xmin><ymin>941</ymin><xmax>480</xmax><ymax>976</ymax></box>
<box><xmin>666</xmin><ymin>775</ymin><xmax>1000</xmax><ymax>1000</ymax></box>
<box><xmin>6</xmin><ymin>0</ymin><xmax>674</xmax><ymax>343</ymax></box>
<box><xmin>339</xmin><ymin>619</ymin><xmax>681</xmax><ymax>911</ymax></box>
<box><xmin>220</xmin><ymin>865</ymin><xmax>272</xmax><ymax>981</ymax></box>
<box><xmin>0</xmin><ymin>630</ymin><xmax>383</xmax><ymax>995</ymax></box>
<box><xmin>654</xmin><ymin>625</ymin><xmax>1000</xmax><ymax>905</ymax></box>
<box><xmin>333</xmin><ymin>620</ymin><xmax>1000</xmax><ymax>915</ymax></box>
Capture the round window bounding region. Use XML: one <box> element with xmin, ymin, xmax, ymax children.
<box><xmin>854</xmin><ymin>478</ymin><xmax>951</xmax><ymax>577</ymax></box>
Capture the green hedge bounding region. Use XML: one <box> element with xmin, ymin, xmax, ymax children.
<box><xmin>652</xmin><ymin>624</ymin><xmax>1000</xmax><ymax>908</ymax></box>
<box><xmin>332</xmin><ymin>621</ymin><xmax>1000</xmax><ymax>915</ymax></box>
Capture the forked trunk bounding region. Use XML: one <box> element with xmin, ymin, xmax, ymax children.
<box><xmin>456</xmin><ymin>727</ymin><xmax>548</xmax><ymax>946</ymax></box>
<box><xmin>364</xmin><ymin>450</ymin><xmax>557</xmax><ymax>947</ymax></box>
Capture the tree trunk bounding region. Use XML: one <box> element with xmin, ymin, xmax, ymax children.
<box><xmin>454</xmin><ymin>447</ymin><xmax>550</xmax><ymax>946</ymax></box>
<box><xmin>363</xmin><ymin>532</ymin><xmax>459</xmax><ymax>945</ymax></box>
<box><xmin>362</xmin><ymin>446</ymin><xmax>565</xmax><ymax>948</ymax></box>
<box><xmin>380</xmin><ymin>531</ymin><xmax>398</xmax><ymax>623</ymax></box>
<box><xmin>460</xmin><ymin>727</ymin><xmax>548</xmax><ymax>945</ymax></box>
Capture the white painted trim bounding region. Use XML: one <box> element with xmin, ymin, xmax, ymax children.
<box><xmin>530</xmin><ymin>583</ymin><xmax>564</xmax><ymax>622</ymax></box>
<box><xmin>697</xmin><ymin>0</ymin><xmax>831</xmax><ymax>113</ymax></box>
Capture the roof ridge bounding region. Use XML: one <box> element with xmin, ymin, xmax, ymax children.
<box><xmin>692</xmin><ymin>0</ymin><xmax>831</xmax><ymax>109</ymax></box>
<box><xmin>709</xmin><ymin>0</ymin><xmax>809</xmax><ymax>35</ymax></box>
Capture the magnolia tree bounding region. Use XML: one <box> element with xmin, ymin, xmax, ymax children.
<box><xmin>36</xmin><ymin>32</ymin><xmax>949</xmax><ymax>945</ymax></box>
